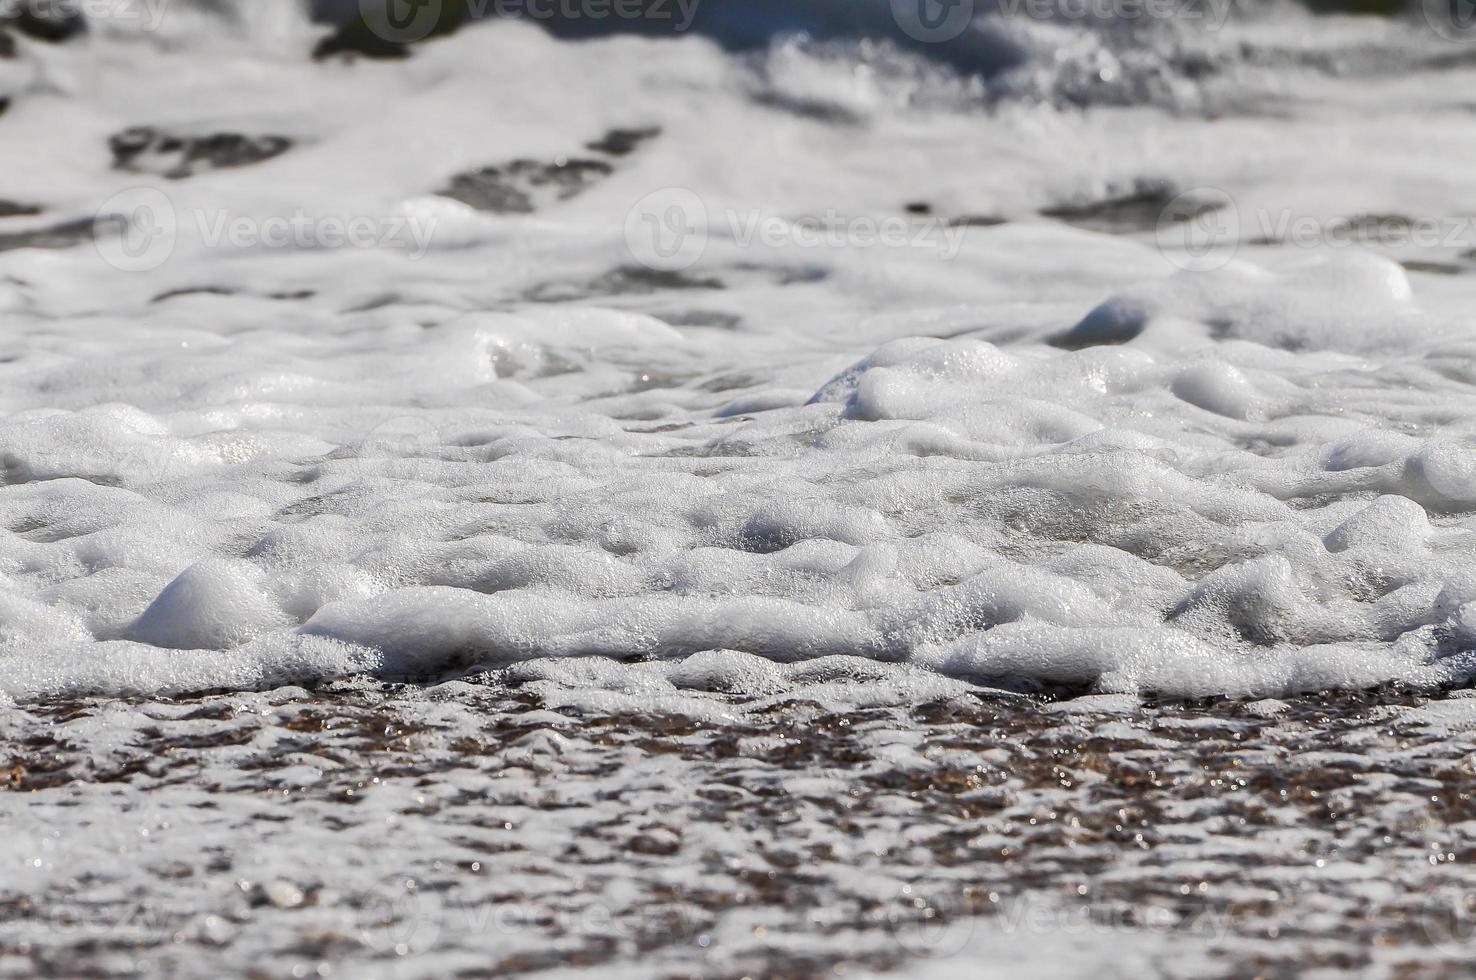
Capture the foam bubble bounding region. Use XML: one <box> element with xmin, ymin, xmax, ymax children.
<box><xmin>4</xmin><ymin>7</ymin><xmax>1476</xmax><ymax>704</ymax></box>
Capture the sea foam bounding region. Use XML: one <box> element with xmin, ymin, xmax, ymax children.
<box><xmin>2</xmin><ymin>3</ymin><xmax>1476</xmax><ymax>702</ymax></box>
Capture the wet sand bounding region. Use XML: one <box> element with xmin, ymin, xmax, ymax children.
<box><xmin>5</xmin><ymin>676</ymin><xmax>1476</xmax><ymax>978</ymax></box>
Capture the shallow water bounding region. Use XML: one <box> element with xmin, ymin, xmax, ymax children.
<box><xmin>6</xmin><ymin>674</ymin><xmax>1476</xmax><ymax>978</ymax></box>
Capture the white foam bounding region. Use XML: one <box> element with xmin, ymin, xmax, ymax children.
<box><xmin>3</xmin><ymin>6</ymin><xmax>1476</xmax><ymax>702</ymax></box>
